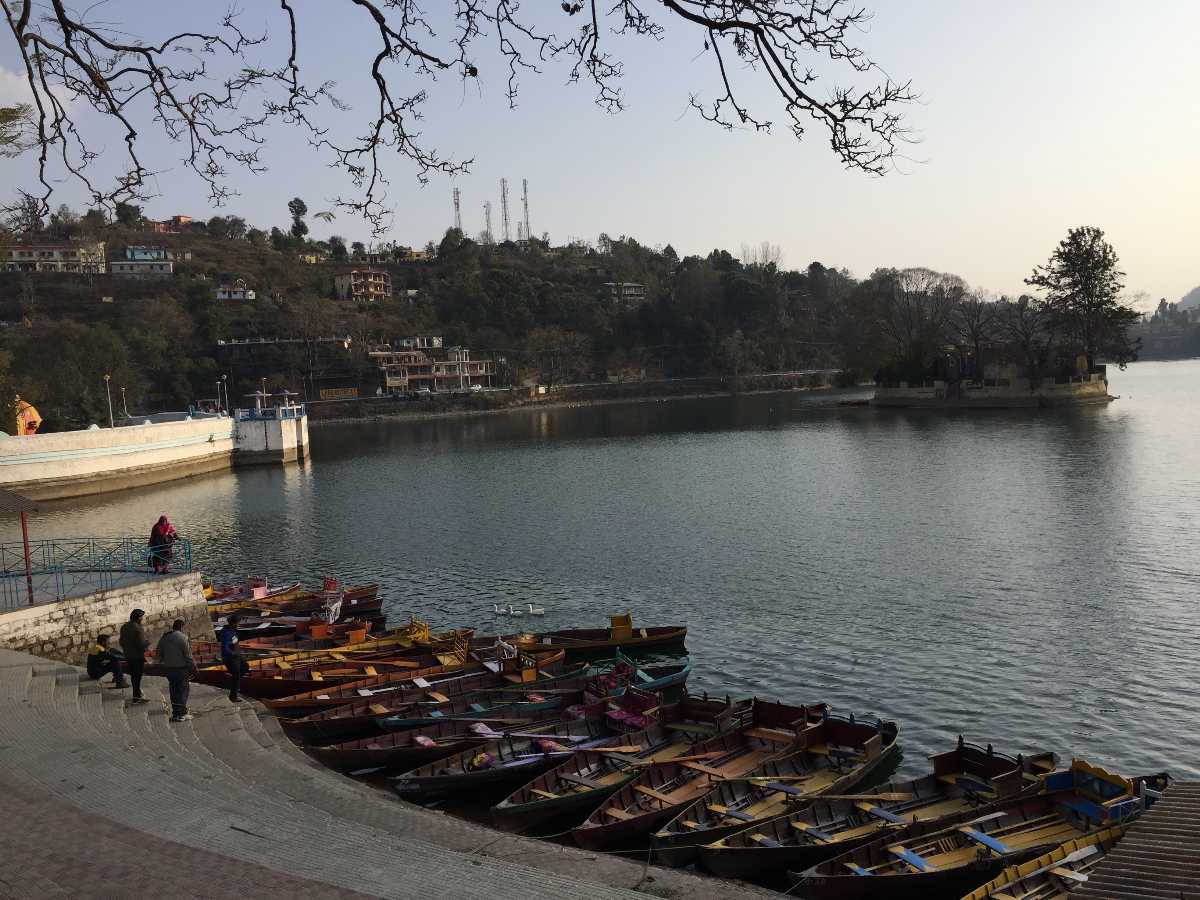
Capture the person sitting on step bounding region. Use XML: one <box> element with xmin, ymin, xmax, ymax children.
<box><xmin>86</xmin><ymin>634</ymin><xmax>127</xmax><ymax>688</ymax></box>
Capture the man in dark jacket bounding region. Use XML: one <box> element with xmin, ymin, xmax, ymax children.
<box><xmin>119</xmin><ymin>608</ymin><xmax>150</xmax><ymax>704</ymax></box>
<box><xmin>86</xmin><ymin>634</ymin><xmax>127</xmax><ymax>687</ymax></box>
<box><xmin>155</xmin><ymin>619</ymin><xmax>197</xmax><ymax>722</ymax></box>
<box><xmin>219</xmin><ymin>613</ymin><xmax>249</xmax><ymax>703</ymax></box>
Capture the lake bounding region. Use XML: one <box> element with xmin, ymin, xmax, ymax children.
<box><xmin>9</xmin><ymin>360</ymin><xmax>1199</xmax><ymax>779</ymax></box>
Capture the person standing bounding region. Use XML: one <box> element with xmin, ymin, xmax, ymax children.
<box><xmin>219</xmin><ymin>613</ymin><xmax>249</xmax><ymax>703</ymax></box>
<box><xmin>155</xmin><ymin>619</ymin><xmax>197</xmax><ymax>722</ymax></box>
<box><xmin>85</xmin><ymin>634</ymin><xmax>127</xmax><ymax>688</ymax></box>
<box><xmin>148</xmin><ymin>516</ymin><xmax>178</xmax><ymax>575</ymax></box>
<box><xmin>119</xmin><ymin>608</ymin><xmax>150</xmax><ymax>705</ymax></box>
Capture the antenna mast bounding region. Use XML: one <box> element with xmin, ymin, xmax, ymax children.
<box><xmin>452</xmin><ymin>187</ymin><xmax>462</xmax><ymax>231</ymax></box>
<box><xmin>500</xmin><ymin>178</ymin><xmax>511</xmax><ymax>243</ymax></box>
<box><xmin>482</xmin><ymin>202</ymin><xmax>494</xmax><ymax>245</ymax></box>
<box><xmin>522</xmin><ymin>179</ymin><xmax>531</xmax><ymax>242</ymax></box>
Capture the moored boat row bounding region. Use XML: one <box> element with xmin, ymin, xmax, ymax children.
<box><xmin>185</xmin><ymin>574</ymin><xmax>1170</xmax><ymax>899</ymax></box>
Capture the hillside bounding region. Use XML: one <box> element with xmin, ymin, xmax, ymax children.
<box><xmin>1179</xmin><ymin>285</ymin><xmax>1200</xmax><ymax>310</ymax></box>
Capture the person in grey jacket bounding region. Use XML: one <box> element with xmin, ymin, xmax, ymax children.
<box><xmin>155</xmin><ymin>619</ymin><xmax>197</xmax><ymax>722</ymax></box>
<box><xmin>119</xmin><ymin>609</ymin><xmax>150</xmax><ymax>704</ymax></box>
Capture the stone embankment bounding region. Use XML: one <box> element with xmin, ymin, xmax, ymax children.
<box><xmin>0</xmin><ymin>573</ymin><xmax>213</xmax><ymax>666</ymax></box>
<box><xmin>0</xmin><ymin>647</ymin><xmax>774</xmax><ymax>899</ymax></box>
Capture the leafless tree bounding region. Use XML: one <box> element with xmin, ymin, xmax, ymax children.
<box><xmin>877</xmin><ymin>267</ymin><xmax>964</xmax><ymax>366</ymax></box>
<box><xmin>996</xmin><ymin>294</ymin><xmax>1057</xmax><ymax>384</ymax></box>
<box><xmin>1</xmin><ymin>1</ymin><xmax>915</xmax><ymax>232</ymax></box>
<box><xmin>951</xmin><ymin>290</ymin><xmax>997</xmax><ymax>372</ymax></box>
<box><xmin>740</xmin><ymin>241</ymin><xmax>783</xmax><ymax>268</ymax></box>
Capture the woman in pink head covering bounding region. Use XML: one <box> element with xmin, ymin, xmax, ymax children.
<box><xmin>148</xmin><ymin>515</ymin><xmax>178</xmax><ymax>574</ymax></box>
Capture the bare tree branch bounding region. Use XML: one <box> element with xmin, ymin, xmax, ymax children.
<box><xmin>0</xmin><ymin>0</ymin><xmax>916</xmax><ymax>232</ymax></box>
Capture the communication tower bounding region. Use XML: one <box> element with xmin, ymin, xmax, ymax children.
<box><xmin>500</xmin><ymin>178</ymin><xmax>511</xmax><ymax>243</ymax></box>
<box><xmin>482</xmin><ymin>202</ymin><xmax>494</xmax><ymax>245</ymax></box>
<box><xmin>521</xmin><ymin>179</ymin><xmax>531</xmax><ymax>242</ymax></box>
<box><xmin>452</xmin><ymin>187</ymin><xmax>462</xmax><ymax>231</ymax></box>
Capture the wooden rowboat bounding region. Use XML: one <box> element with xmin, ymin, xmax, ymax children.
<box><xmin>262</xmin><ymin>647</ymin><xmax>566</xmax><ymax>716</ymax></box>
<box><xmin>960</xmin><ymin>824</ymin><xmax>1128</xmax><ymax>900</ymax></box>
<box><xmin>509</xmin><ymin>613</ymin><xmax>686</xmax><ymax>656</ymax></box>
<box><xmin>393</xmin><ymin>718</ymin><xmax>617</xmax><ymax>801</ymax></box>
<box><xmin>698</xmin><ymin>739</ymin><xmax>1056</xmax><ymax>881</ymax></box>
<box><xmin>491</xmin><ymin>693</ymin><xmax>745</xmax><ymax>835</ymax></box>
<box><xmin>282</xmin><ymin>663</ymin><xmax>590</xmax><ymax>744</ymax></box>
<box><xmin>652</xmin><ymin>711</ymin><xmax>901</xmax><ymax>868</ymax></box>
<box><xmin>789</xmin><ymin>759</ymin><xmax>1155</xmax><ymax>900</ymax></box>
<box><xmin>570</xmin><ymin>699</ymin><xmax>825</xmax><ymax>852</ymax></box>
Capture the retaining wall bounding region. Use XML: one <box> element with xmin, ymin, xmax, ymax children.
<box><xmin>0</xmin><ymin>572</ymin><xmax>213</xmax><ymax>665</ymax></box>
<box><xmin>0</xmin><ymin>417</ymin><xmax>236</xmax><ymax>499</ymax></box>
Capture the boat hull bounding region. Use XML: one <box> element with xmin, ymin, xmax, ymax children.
<box><xmin>789</xmin><ymin>858</ymin><xmax>1016</xmax><ymax>900</ymax></box>
<box><xmin>491</xmin><ymin>772</ymin><xmax>639</xmax><ymax>835</ymax></box>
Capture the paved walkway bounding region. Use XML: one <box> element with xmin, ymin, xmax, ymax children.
<box><xmin>1074</xmin><ymin>781</ymin><xmax>1200</xmax><ymax>899</ymax></box>
<box><xmin>0</xmin><ymin>648</ymin><xmax>773</xmax><ymax>900</ymax></box>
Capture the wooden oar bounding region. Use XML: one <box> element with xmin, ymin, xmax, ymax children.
<box><xmin>625</xmin><ymin>751</ymin><xmax>725</xmax><ymax>766</ymax></box>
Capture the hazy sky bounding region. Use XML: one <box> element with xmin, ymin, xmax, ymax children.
<box><xmin>2</xmin><ymin>1</ymin><xmax>1197</xmax><ymax>305</ymax></box>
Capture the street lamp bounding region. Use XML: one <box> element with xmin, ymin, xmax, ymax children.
<box><xmin>103</xmin><ymin>374</ymin><xmax>114</xmax><ymax>428</ymax></box>
<box><xmin>120</xmin><ymin>386</ymin><xmax>130</xmax><ymax>418</ymax></box>
<box><xmin>222</xmin><ymin>374</ymin><xmax>228</xmax><ymax>413</ymax></box>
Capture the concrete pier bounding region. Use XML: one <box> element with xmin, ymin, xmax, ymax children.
<box><xmin>0</xmin><ymin>401</ymin><xmax>309</xmax><ymax>500</ymax></box>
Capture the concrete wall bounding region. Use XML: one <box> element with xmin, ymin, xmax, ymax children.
<box><xmin>0</xmin><ymin>572</ymin><xmax>213</xmax><ymax>665</ymax></box>
<box><xmin>873</xmin><ymin>376</ymin><xmax>1111</xmax><ymax>408</ymax></box>
<box><xmin>0</xmin><ymin>417</ymin><xmax>236</xmax><ymax>500</ymax></box>
<box><xmin>234</xmin><ymin>414</ymin><xmax>309</xmax><ymax>465</ymax></box>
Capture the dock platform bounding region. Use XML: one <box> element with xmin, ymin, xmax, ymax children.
<box><xmin>1075</xmin><ymin>781</ymin><xmax>1200</xmax><ymax>899</ymax></box>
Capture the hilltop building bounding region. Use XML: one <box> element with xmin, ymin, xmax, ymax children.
<box><xmin>215</xmin><ymin>279</ymin><xmax>256</xmax><ymax>301</ymax></box>
<box><xmin>146</xmin><ymin>215</ymin><xmax>192</xmax><ymax>234</ymax></box>
<box><xmin>3</xmin><ymin>241</ymin><xmax>107</xmax><ymax>274</ymax></box>
<box><xmin>606</xmin><ymin>281</ymin><xmax>647</xmax><ymax>307</ymax></box>
<box><xmin>334</xmin><ymin>268</ymin><xmax>391</xmax><ymax>302</ymax></box>
<box><xmin>110</xmin><ymin>246</ymin><xmax>191</xmax><ymax>279</ymax></box>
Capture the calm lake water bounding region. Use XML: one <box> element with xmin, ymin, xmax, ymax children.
<box><xmin>9</xmin><ymin>360</ymin><xmax>1200</xmax><ymax>779</ymax></box>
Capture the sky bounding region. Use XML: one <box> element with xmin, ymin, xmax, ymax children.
<box><xmin>1</xmin><ymin>0</ymin><xmax>1198</xmax><ymax>306</ymax></box>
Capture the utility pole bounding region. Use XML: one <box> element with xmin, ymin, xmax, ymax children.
<box><xmin>103</xmin><ymin>374</ymin><xmax>114</xmax><ymax>428</ymax></box>
<box><xmin>452</xmin><ymin>187</ymin><xmax>462</xmax><ymax>231</ymax></box>
<box><xmin>500</xmin><ymin>178</ymin><xmax>511</xmax><ymax>243</ymax></box>
<box><xmin>483</xmin><ymin>202</ymin><xmax>494</xmax><ymax>245</ymax></box>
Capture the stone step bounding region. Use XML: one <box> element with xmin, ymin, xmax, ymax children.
<box><xmin>0</xmin><ymin>651</ymin><xmax>771</xmax><ymax>899</ymax></box>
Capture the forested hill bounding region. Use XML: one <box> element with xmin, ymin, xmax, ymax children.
<box><xmin>0</xmin><ymin>220</ymin><xmax>861</xmax><ymax>431</ymax></box>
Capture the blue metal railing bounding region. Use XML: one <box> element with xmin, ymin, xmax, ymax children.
<box><xmin>0</xmin><ymin>537</ymin><xmax>193</xmax><ymax>610</ymax></box>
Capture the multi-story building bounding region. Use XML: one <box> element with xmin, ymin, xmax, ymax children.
<box><xmin>111</xmin><ymin>259</ymin><xmax>173</xmax><ymax>279</ymax></box>
<box><xmin>146</xmin><ymin>215</ymin><xmax>193</xmax><ymax>234</ymax></box>
<box><xmin>215</xmin><ymin>279</ymin><xmax>256</xmax><ymax>301</ymax></box>
<box><xmin>334</xmin><ymin>268</ymin><xmax>391</xmax><ymax>302</ymax></box>
<box><xmin>368</xmin><ymin>339</ymin><xmax>495</xmax><ymax>393</ymax></box>
<box><xmin>124</xmin><ymin>245</ymin><xmax>192</xmax><ymax>261</ymax></box>
<box><xmin>3</xmin><ymin>241</ymin><xmax>107</xmax><ymax>274</ymax></box>
<box><xmin>605</xmin><ymin>281</ymin><xmax>647</xmax><ymax>307</ymax></box>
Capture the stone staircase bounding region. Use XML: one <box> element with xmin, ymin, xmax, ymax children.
<box><xmin>0</xmin><ymin>649</ymin><xmax>771</xmax><ymax>900</ymax></box>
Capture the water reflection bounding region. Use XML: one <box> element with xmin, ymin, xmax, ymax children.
<box><xmin>4</xmin><ymin>363</ymin><xmax>1199</xmax><ymax>778</ymax></box>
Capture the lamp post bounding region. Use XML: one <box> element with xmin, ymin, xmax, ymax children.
<box><xmin>103</xmin><ymin>374</ymin><xmax>114</xmax><ymax>428</ymax></box>
<box><xmin>120</xmin><ymin>386</ymin><xmax>130</xmax><ymax>419</ymax></box>
<box><xmin>221</xmin><ymin>374</ymin><xmax>228</xmax><ymax>413</ymax></box>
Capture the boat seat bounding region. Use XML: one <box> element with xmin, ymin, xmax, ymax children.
<box><xmin>469</xmin><ymin>703</ymin><xmax>487</xmax><ymax>712</ymax></box>
<box><xmin>844</xmin><ymin>863</ymin><xmax>874</xmax><ymax>876</ymax></box>
<box><xmin>682</xmin><ymin>762</ymin><xmax>725</xmax><ymax>777</ymax></box>
<box><xmin>889</xmin><ymin>846</ymin><xmax>936</xmax><ymax>872</ymax></box>
<box><xmin>368</xmin><ymin>704</ymin><xmax>390</xmax><ymax>715</ymax></box>
<box><xmin>604</xmin><ymin>807</ymin><xmax>634</xmax><ymax>821</ymax></box>
<box><xmin>857</xmin><ymin>803</ymin><xmax>907</xmax><ymax>824</ymax></box>
<box><xmin>679</xmin><ymin>820</ymin><xmax>701</xmax><ymax>830</ymax></box>
<box><xmin>427</xmin><ymin>691</ymin><xmax>450</xmax><ymax>703</ymax></box>
<box><xmin>790</xmin><ymin>821</ymin><xmax>835</xmax><ymax>842</ymax></box>
<box><xmin>744</xmin><ymin>727</ymin><xmax>797</xmax><ymax>743</ymax></box>
<box><xmin>749</xmin><ymin>833</ymin><xmax>780</xmax><ymax>847</ymax></box>
<box><xmin>531</xmin><ymin>789</ymin><xmax>559</xmax><ymax>799</ymax></box>
<box><xmin>959</xmin><ymin>827</ymin><xmax>1011</xmax><ymax>854</ymax></box>
<box><xmin>559</xmin><ymin>773</ymin><xmax>604</xmax><ymax>789</ymax></box>
<box><xmin>634</xmin><ymin>785</ymin><xmax>674</xmax><ymax>803</ymax></box>
<box><xmin>707</xmin><ymin>805</ymin><xmax>754</xmax><ymax>822</ymax></box>
<box><xmin>766</xmin><ymin>781</ymin><xmax>808</xmax><ymax>797</ymax></box>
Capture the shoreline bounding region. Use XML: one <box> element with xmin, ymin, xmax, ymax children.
<box><xmin>307</xmin><ymin>383</ymin><xmax>866</xmax><ymax>429</ymax></box>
